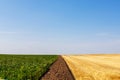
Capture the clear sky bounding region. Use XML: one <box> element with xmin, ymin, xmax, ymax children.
<box><xmin>0</xmin><ymin>0</ymin><xmax>120</xmax><ymax>54</ymax></box>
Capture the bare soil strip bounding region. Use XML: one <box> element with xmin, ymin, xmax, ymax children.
<box><xmin>41</xmin><ymin>56</ymin><xmax>75</xmax><ymax>80</ymax></box>
<box><xmin>62</xmin><ymin>55</ymin><xmax>120</xmax><ymax>80</ymax></box>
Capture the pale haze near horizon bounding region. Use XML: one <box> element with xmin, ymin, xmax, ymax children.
<box><xmin>0</xmin><ymin>0</ymin><xmax>120</xmax><ymax>54</ymax></box>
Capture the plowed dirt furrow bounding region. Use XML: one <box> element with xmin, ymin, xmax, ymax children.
<box><xmin>41</xmin><ymin>56</ymin><xmax>75</xmax><ymax>80</ymax></box>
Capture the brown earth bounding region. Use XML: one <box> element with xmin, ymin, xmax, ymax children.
<box><xmin>40</xmin><ymin>56</ymin><xmax>75</xmax><ymax>80</ymax></box>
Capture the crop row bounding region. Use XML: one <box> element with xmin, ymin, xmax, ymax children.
<box><xmin>0</xmin><ymin>55</ymin><xmax>57</xmax><ymax>80</ymax></box>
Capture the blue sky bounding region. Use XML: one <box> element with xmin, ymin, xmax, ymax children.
<box><xmin>0</xmin><ymin>0</ymin><xmax>120</xmax><ymax>54</ymax></box>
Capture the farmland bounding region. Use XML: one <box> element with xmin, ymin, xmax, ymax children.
<box><xmin>62</xmin><ymin>54</ymin><xmax>120</xmax><ymax>80</ymax></box>
<box><xmin>0</xmin><ymin>55</ymin><xmax>57</xmax><ymax>80</ymax></box>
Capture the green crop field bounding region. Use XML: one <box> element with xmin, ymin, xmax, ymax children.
<box><xmin>0</xmin><ymin>55</ymin><xmax>57</xmax><ymax>80</ymax></box>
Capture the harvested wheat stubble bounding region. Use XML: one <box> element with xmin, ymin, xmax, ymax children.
<box><xmin>41</xmin><ymin>56</ymin><xmax>75</xmax><ymax>80</ymax></box>
<box><xmin>62</xmin><ymin>54</ymin><xmax>120</xmax><ymax>80</ymax></box>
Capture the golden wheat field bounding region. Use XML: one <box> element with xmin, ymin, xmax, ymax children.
<box><xmin>62</xmin><ymin>54</ymin><xmax>120</xmax><ymax>80</ymax></box>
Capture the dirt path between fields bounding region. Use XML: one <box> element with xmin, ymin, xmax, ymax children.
<box><xmin>40</xmin><ymin>56</ymin><xmax>75</xmax><ymax>80</ymax></box>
